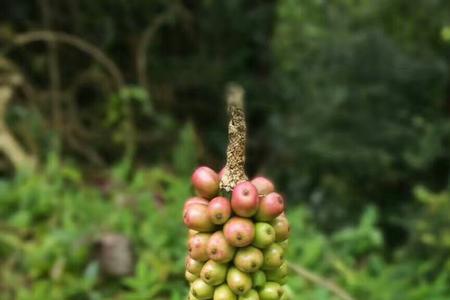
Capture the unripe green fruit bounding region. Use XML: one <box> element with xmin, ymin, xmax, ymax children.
<box><xmin>258</xmin><ymin>282</ymin><xmax>283</xmax><ymax>300</ymax></box>
<box><xmin>192</xmin><ymin>166</ymin><xmax>220</xmax><ymax>199</ymax></box>
<box><xmin>262</xmin><ymin>243</ymin><xmax>284</xmax><ymax>270</ymax></box>
<box><xmin>188</xmin><ymin>290</ymin><xmax>200</xmax><ymax>300</ymax></box>
<box><xmin>189</xmin><ymin>233</ymin><xmax>211</xmax><ymax>262</ymax></box>
<box><xmin>208</xmin><ymin>196</ymin><xmax>232</xmax><ymax>224</ymax></box>
<box><xmin>252</xmin><ymin>223</ymin><xmax>276</xmax><ymax>249</ymax></box>
<box><xmin>251</xmin><ymin>271</ymin><xmax>266</xmax><ymax>288</ymax></box>
<box><xmin>251</xmin><ymin>177</ymin><xmax>275</xmax><ymax>196</ymax></box>
<box><xmin>214</xmin><ymin>284</ymin><xmax>237</xmax><ymax>300</ymax></box>
<box><xmin>279</xmin><ymin>239</ymin><xmax>288</xmax><ymax>251</ymax></box>
<box><xmin>224</xmin><ymin>217</ymin><xmax>255</xmax><ymax>247</ymax></box>
<box><xmin>186</xmin><ymin>256</ymin><xmax>204</xmax><ymax>276</ymax></box>
<box><xmin>207</xmin><ymin>231</ymin><xmax>236</xmax><ymax>263</ymax></box>
<box><xmin>191</xmin><ymin>278</ymin><xmax>215</xmax><ymax>300</ymax></box>
<box><xmin>234</xmin><ymin>246</ymin><xmax>263</xmax><ymax>273</ymax></box>
<box><xmin>265</xmin><ymin>261</ymin><xmax>288</xmax><ymax>282</ymax></box>
<box><xmin>238</xmin><ymin>289</ymin><xmax>259</xmax><ymax>300</ymax></box>
<box><xmin>271</xmin><ymin>214</ymin><xmax>290</xmax><ymax>242</ymax></box>
<box><xmin>184</xmin><ymin>203</ymin><xmax>216</xmax><ymax>232</ymax></box>
<box><xmin>231</xmin><ymin>181</ymin><xmax>259</xmax><ymax>217</ymax></box>
<box><xmin>255</xmin><ymin>193</ymin><xmax>284</xmax><ymax>222</ymax></box>
<box><xmin>277</xmin><ymin>276</ymin><xmax>288</xmax><ymax>285</ymax></box>
<box><xmin>226</xmin><ymin>267</ymin><xmax>253</xmax><ymax>295</ymax></box>
<box><xmin>185</xmin><ymin>270</ymin><xmax>199</xmax><ymax>283</ymax></box>
<box><xmin>200</xmin><ymin>260</ymin><xmax>228</xmax><ymax>286</ymax></box>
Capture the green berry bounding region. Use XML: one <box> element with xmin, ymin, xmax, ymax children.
<box><xmin>265</xmin><ymin>261</ymin><xmax>288</xmax><ymax>282</ymax></box>
<box><xmin>238</xmin><ymin>289</ymin><xmax>259</xmax><ymax>300</ymax></box>
<box><xmin>252</xmin><ymin>223</ymin><xmax>275</xmax><ymax>249</ymax></box>
<box><xmin>200</xmin><ymin>260</ymin><xmax>228</xmax><ymax>286</ymax></box>
<box><xmin>262</xmin><ymin>243</ymin><xmax>284</xmax><ymax>270</ymax></box>
<box><xmin>234</xmin><ymin>246</ymin><xmax>263</xmax><ymax>273</ymax></box>
<box><xmin>226</xmin><ymin>267</ymin><xmax>253</xmax><ymax>296</ymax></box>
<box><xmin>191</xmin><ymin>278</ymin><xmax>214</xmax><ymax>300</ymax></box>
<box><xmin>258</xmin><ymin>282</ymin><xmax>283</xmax><ymax>300</ymax></box>
<box><xmin>185</xmin><ymin>270</ymin><xmax>198</xmax><ymax>283</ymax></box>
<box><xmin>214</xmin><ymin>284</ymin><xmax>237</xmax><ymax>300</ymax></box>
<box><xmin>251</xmin><ymin>271</ymin><xmax>266</xmax><ymax>288</ymax></box>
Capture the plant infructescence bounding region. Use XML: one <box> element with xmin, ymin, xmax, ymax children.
<box><xmin>183</xmin><ymin>85</ymin><xmax>290</xmax><ymax>300</ymax></box>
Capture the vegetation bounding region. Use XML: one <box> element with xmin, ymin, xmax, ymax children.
<box><xmin>0</xmin><ymin>0</ymin><xmax>449</xmax><ymax>299</ymax></box>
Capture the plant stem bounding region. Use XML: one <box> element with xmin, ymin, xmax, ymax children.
<box><xmin>220</xmin><ymin>83</ymin><xmax>248</xmax><ymax>191</ymax></box>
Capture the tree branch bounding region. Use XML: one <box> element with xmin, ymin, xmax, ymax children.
<box><xmin>288</xmin><ymin>262</ymin><xmax>356</xmax><ymax>300</ymax></box>
<box><xmin>12</xmin><ymin>30</ymin><xmax>125</xmax><ymax>90</ymax></box>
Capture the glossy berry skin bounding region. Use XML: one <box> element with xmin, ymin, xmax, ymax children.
<box><xmin>258</xmin><ymin>282</ymin><xmax>283</xmax><ymax>300</ymax></box>
<box><xmin>238</xmin><ymin>289</ymin><xmax>259</xmax><ymax>300</ymax></box>
<box><xmin>255</xmin><ymin>192</ymin><xmax>284</xmax><ymax>222</ymax></box>
<box><xmin>265</xmin><ymin>261</ymin><xmax>288</xmax><ymax>282</ymax></box>
<box><xmin>271</xmin><ymin>214</ymin><xmax>290</xmax><ymax>242</ymax></box>
<box><xmin>184</xmin><ymin>197</ymin><xmax>209</xmax><ymax>214</ymax></box>
<box><xmin>251</xmin><ymin>271</ymin><xmax>266</xmax><ymax>288</ymax></box>
<box><xmin>186</xmin><ymin>256</ymin><xmax>204</xmax><ymax>276</ymax></box>
<box><xmin>226</xmin><ymin>267</ymin><xmax>253</xmax><ymax>296</ymax></box>
<box><xmin>191</xmin><ymin>278</ymin><xmax>215</xmax><ymax>300</ymax></box>
<box><xmin>184</xmin><ymin>204</ymin><xmax>216</xmax><ymax>232</ymax></box>
<box><xmin>233</xmin><ymin>246</ymin><xmax>263</xmax><ymax>273</ymax></box>
<box><xmin>224</xmin><ymin>217</ymin><xmax>255</xmax><ymax>247</ymax></box>
<box><xmin>262</xmin><ymin>243</ymin><xmax>284</xmax><ymax>270</ymax></box>
<box><xmin>192</xmin><ymin>166</ymin><xmax>220</xmax><ymax>199</ymax></box>
<box><xmin>207</xmin><ymin>231</ymin><xmax>236</xmax><ymax>263</ymax></box>
<box><xmin>208</xmin><ymin>196</ymin><xmax>232</xmax><ymax>225</ymax></box>
<box><xmin>231</xmin><ymin>181</ymin><xmax>259</xmax><ymax>217</ymax></box>
<box><xmin>185</xmin><ymin>270</ymin><xmax>199</xmax><ymax>283</ymax></box>
<box><xmin>252</xmin><ymin>222</ymin><xmax>276</xmax><ymax>249</ymax></box>
<box><xmin>251</xmin><ymin>177</ymin><xmax>275</xmax><ymax>196</ymax></box>
<box><xmin>188</xmin><ymin>233</ymin><xmax>211</xmax><ymax>262</ymax></box>
<box><xmin>200</xmin><ymin>260</ymin><xmax>228</xmax><ymax>286</ymax></box>
<box><xmin>214</xmin><ymin>284</ymin><xmax>237</xmax><ymax>300</ymax></box>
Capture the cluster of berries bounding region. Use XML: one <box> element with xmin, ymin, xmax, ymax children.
<box><xmin>184</xmin><ymin>166</ymin><xmax>290</xmax><ymax>300</ymax></box>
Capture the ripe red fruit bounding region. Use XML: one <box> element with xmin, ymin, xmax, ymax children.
<box><xmin>231</xmin><ymin>181</ymin><xmax>259</xmax><ymax>217</ymax></box>
<box><xmin>207</xmin><ymin>196</ymin><xmax>231</xmax><ymax>225</ymax></box>
<box><xmin>192</xmin><ymin>166</ymin><xmax>220</xmax><ymax>199</ymax></box>
<box><xmin>188</xmin><ymin>233</ymin><xmax>211</xmax><ymax>262</ymax></box>
<box><xmin>223</xmin><ymin>217</ymin><xmax>255</xmax><ymax>247</ymax></box>
<box><xmin>251</xmin><ymin>177</ymin><xmax>275</xmax><ymax>195</ymax></box>
<box><xmin>255</xmin><ymin>192</ymin><xmax>284</xmax><ymax>222</ymax></box>
<box><xmin>271</xmin><ymin>214</ymin><xmax>290</xmax><ymax>242</ymax></box>
<box><xmin>207</xmin><ymin>231</ymin><xmax>236</xmax><ymax>263</ymax></box>
<box><xmin>184</xmin><ymin>197</ymin><xmax>209</xmax><ymax>214</ymax></box>
<box><xmin>184</xmin><ymin>204</ymin><xmax>216</xmax><ymax>232</ymax></box>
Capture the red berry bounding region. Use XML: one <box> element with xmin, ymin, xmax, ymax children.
<box><xmin>184</xmin><ymin>204</ymin><xmax>216</xmax><ymax>232</ymax></box>
<box><xmin>223</xmin><ymin>217</ymin><xmax>255</xmax><ymax>247</ymax></box>
<box><xmin>207</xmin><ymin>231</ymin><xmax>236</xmax><ymax>263</ymax></box>
<box><xmin>231</xmin><ymin>181</ymin><xmax>259</xmax><ymax>217</ymax></box>
<box><xmin>192</xmin><ymin>166</ymin><xmax>220</xmax><ymax>199</ymax></box>
<box><xmin>188</xmin><ymin>233</ymin><xmax>211</xmax><ymax>262</ymax></box>
<box><xmin>207</xmin><ymin>196</ymin><xmax>231</xmax><ymax>225</ymax></box>
<box><xmin>255</xmin><ymin>192</ymin><xmax>284</xmax><ymax>222</ymax></box>
<box><xmin>251</xmin><ymin>177</ymin><xmax>275</xmax><ymax>195</ymax></box>
<box><xmin>184</xmin><ymin>197</ymin><xmax>209</xmax><ymax>214</ymax></box>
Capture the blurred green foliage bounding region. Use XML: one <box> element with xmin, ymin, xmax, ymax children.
<box><xmin>1</xmin><ymin>0</ymin><xmax>450</xmax><ymax>299</ymax></box>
